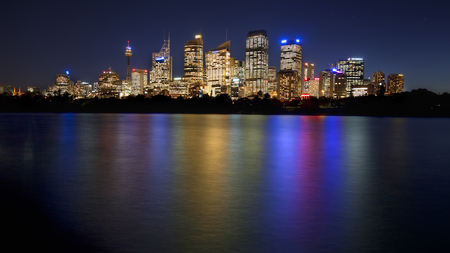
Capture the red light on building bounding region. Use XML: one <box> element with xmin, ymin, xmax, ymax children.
<box><xmin>132</xmin><ymin>68</ymin><xmax>136</xmax><ymax>72</ymax></box>
<box><xmin>314</xmin><ymin>77</ymin><xmax>320</xmax><ymax>81</ymax></box>
<box><xmin>145</xmin><ymin>70</ymin><xmax>148</xmax><ymax>73</ymax></box>
<box><xmin>301</xmin><ymin>94</ymin><xmax>310</xmax><ymax>99</ymax></box>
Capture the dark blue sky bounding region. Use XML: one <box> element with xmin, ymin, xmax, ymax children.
<box><xmin>1</xmin><ymin>0</ymin><xmax>449</xmax><ymax>92</ymax></box>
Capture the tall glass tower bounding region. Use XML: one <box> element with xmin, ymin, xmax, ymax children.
<box><xmin>336</xmin><ymin>58</ymin><xmax>364</xmax><ymax>97</ymax></box>
<box><xmin>245</xmin><ymin>30</ymin><xmax>269</xmax><ymax>95</ymax></box>
<box><xmin>184</xmin><ymin>34</ymin><xmax>203</xmax><ymax>85</ymax></box>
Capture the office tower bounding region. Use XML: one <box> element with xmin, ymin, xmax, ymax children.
<box><xmin>280</xmin><ymin>39</ymin><xmax>302</xmax><ymax>72</ymax></box>
<box><xmin>303</xmin><ymin>62</ymin><xmax>314</xmax><ymax>80</ymax></box>
<box><xmin>98</xmin><ymin>68</ymin><xmax>120</xmax><ymax>97</ymax></box>
<box><xmin>302</xmin><ymin>63</ymin><xmax>314</xmax><ymax>93</ymax></box>
<box><xmin>184</xmin><ymin>34</ymin><xmax>203</xmax><ymax>85</ymax></box>
<box><xmin>52</xmin><ymin>73</ymin><xmax>74</xmax><ymax>95</ymax></box>
<box><xmin>372</xmin><ymin>71</ymin><xmax>386</xmax><ymax>95</ymax></box>
<box><xmin>169</xmin><ymin>77</ymin><xmax>189</xmax><ymax>98</ymax></box>
<box><xmin>279</xmin><ymin>39</ymin><xmax>302</xmax><ymax>97</ymax></box>
<box><xmin>318</xmin><ymin>71</ymin><xmax>331</xmax><ymax>98</ymax></box>
<box><xmin>150</xmin><ymin>37</ymin><xmax>172</xmax><ymax>93</ymax></box>
<box><xmin>277</xmin><ymin>70</ymin><xmax>299</xmax><ymax>100</ymax></box>
<box><xmin>268</xmin><ymin>66</ymin><xmax>277</xmax><ymax>95</ymax></box>
<box><xmin>336</xmin><ymin>58</ymin><xmax>364</xmax><ymax>97</ymax></box>
<box><xmin>334</xmin><ymin>74</ymin><xmax>347</xmax><ymax>98</ymax></box>
<box><xmin>387</xmin><ymin>74</ymin><xmax>404</xmax><ymax>94</ymax></box>
<box><xmin>245</xmin><ymin>30</ymin><xmax>269</xmax><ymax>95</ymax></box>
<box><xmin>308</xmin><ymin>78</ymin><xmax>320</xmax><ymax>97</ymax></box>
<box><xmin>131</xmin><ymin>69</ymin><xmax>148</xmax><ymax>96</ymax></box>
<box><xmin>205</xmin><ymin>41</ymin><xmax>231</xmax><ymax>97</ymax></box>
<box><xmin>125</xmin><ymin>41</ymin><xmax>132</xmax><ymax>81</ymax></box>
<box><xmin>230</xmin><ymin>59</ymin><xmax>245</xmax><ymax>99</ymax></box>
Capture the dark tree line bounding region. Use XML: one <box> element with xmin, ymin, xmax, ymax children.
<box><xmin>1</xmin><ymin>89</ymin><xmax>450</xmax><ymax>117</ymax></box>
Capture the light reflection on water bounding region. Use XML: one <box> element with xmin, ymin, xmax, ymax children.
<box><xmin>1</xmin><ymin>113</ymin><xmax>450</xmax><ymax>252</ymax></box>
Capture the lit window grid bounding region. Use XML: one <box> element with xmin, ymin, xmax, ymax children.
<box><xmin>245</xmin><ymin>35</ymin><xmax>269</xmax><ymax>94</ymax></box>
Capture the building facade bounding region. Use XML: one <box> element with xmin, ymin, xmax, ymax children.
<box><xmin>205</xmin><ymin>41</ymin><xmax>231</xmax><ymax>97</ymax></box>
<box><xmin>303</xmin><ymin>62</ymin><xmax>314</xmax><ymax>93</ymax></box>
<box><xmin>268</xmin><ymin>66</ymin><xmax>277</xmax><ymax>95</ymax></box>
<box><xmin>131</xmin><ymin>69</ymin><xmax>148</xmax><ymax>96</ymax></box>
<box><xmin>277</xmin><ymin>70</ymin><xmax>299</xmax><ymax>101</ymax></box>
<box><xmin>387</xmin><ymin>74</ymin><xmax>404</xmax><ymax>94</ymax></box>
<box><xmin>245</xmin><ymin>30</ymin><xmax>269</xmax><ymax>95</ymax></box>
<box><xmin>184</xmin><ymin>34</ymin><xmax>204</xmax><ymax>85</ymax></box>
<box><xmin>336</xmin><ymin>58</ymin><xmax>364</xmax><ymax>97</ymax></box>
<box><xmin>150</xmin><ymin>38</ymin><xmax>172</xmax><ymax>94</ymax></box>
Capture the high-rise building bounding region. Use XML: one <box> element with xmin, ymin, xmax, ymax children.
<box><xmin>150</xmin><ymin>38</ymin><xmax>172</xmax><ymax>93</ymax></box>
<box><xmin>302</xmin><ymin>63</ymin><xmax>314</xmax><ymax>93</ymax></box>
<box><xmin>280</xmin><ymin>39</ymin><xmax>302</xmax><ymax>96</ymax></box>
<box><xmin>245</xmin><ymin>30</ymin><xmax>269</xmax><ymax>95</ymax></box>
<box><xmin>98</xmin><ymin>68</ymin><xmax>120</xmax><ymax>97</ymax></box>
<box><xmin>277</xmin><ymin>70</ymin><xmax>299</xmax><ymax>101</ymax></box>
<box><xmin>205</xmin><ymin>41</ymin><xmax>231</xmax><ymax>97</ymax></box>
<box><xmin>0</xmin><ymin>84</ymin><xmax>4</xmax><ymax>94</ymax></box>
<box><xmin>230</xmin><ymin>58</ymin><xmax>245</xmax><ymax>99</ymax></box>
<box><xmin>303</xmin><ymin>62</ymin><xmax>315</xmax><ymax>80</ymax></box>
<box><xmin>52</xmin><ymin>73</ymin><xmax>74</xmax><ymax>95</ymax></box>
<box><xmin>308</xmin><ymin>78</ymin><xmax>320</xmax><ymax>98</ymax></box>
<box><xmin>387</xmin><ymin>74</ymin><xmax>404</xmax><ymax>94</ymax></box>
<box><xmin>318</xmin><ymin>71</ymin><xmax>332</xmax><ymax>98</ymax></box>
<box><xmin>336</xmin><ymin>58</ymin><xmax>364</xmax><ymax>97</ymax></box>
<box><xmin>125</xmin><ymin>41</ymin><xmax>132</xmax><ymax>81</ymax></box>
<box><xmin>268</xmin><ymin>66</ymin><xmax>277</xmax><ymax>95</ymax></box>
<box><xmin>334</xmin><ymin>73</ymin><xmax>347</xmax><ymax>99</ymax></box>
<box><xmin>280</xmin><ymin>39</ymin><xmax>302</xmax><ymax>72</ymax></box>
<box><xmin>131</xmin><ymin>69</ymin><xmax>148</xmax><ymax>96</ymax></box>
<box><xmin>372</xmin><ymin>71</ymin><xmax>386</xmax><ymax>95</ymax></box>
<box><xmin>184</xmin><ymin>34</ymin><xmax>203</xmax><ymax>85</ymax></box>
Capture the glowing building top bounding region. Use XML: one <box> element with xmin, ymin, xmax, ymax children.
<box><xmin>150</xmin><ymin>36</ymin><xmax>172</xmax><ymax>91</ymax></box>
<box><xmin>184</xmin><ymin>34</ymin><xmax>204</xmax><ymax>85</ymax></box>
<box><xmin>280</xmin><ymin>39</ymin><xmax>302</xmax><ymax>72</ymax></box>
<box><xmin>125</xmin><ymin>41</ymin><xmax>132</xmax><ymax>57</ymax></box>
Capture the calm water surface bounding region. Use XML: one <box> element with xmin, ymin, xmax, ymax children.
<box><xmin>1</xmin><ymin>113</ymin><xmax>449</xmax><ymax>252</ymax></box>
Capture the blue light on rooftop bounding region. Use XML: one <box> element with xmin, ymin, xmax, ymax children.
<box><xmin>65</xmin><ymin>71</ymin><xmax>70</xmax><ymax>75</ymax></box>
<box><xmin>281</xmin><ymin>40</ymin><xmax>287</xmax><ymax>44</ymax></box>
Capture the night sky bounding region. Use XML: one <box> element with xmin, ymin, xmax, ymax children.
<box><xmin>1</xmin><ymin>0</ymin><xmax>448</xmax><ymax>92</ymax></box>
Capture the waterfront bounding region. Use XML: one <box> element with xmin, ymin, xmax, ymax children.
<box><xmin>1</xmin><ymin>113</ymin><xmax>449</xmax><ymax>252</ymax></box>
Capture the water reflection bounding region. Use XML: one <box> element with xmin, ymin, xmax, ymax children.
<box><xmin>1</xmin><ymin>113</ymin><xmax>450</xmax><ymax>252</ymax></box>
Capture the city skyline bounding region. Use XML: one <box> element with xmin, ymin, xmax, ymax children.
<box><xmin>0</xmin><ymin>0</ymin><xmax>448</xmax><ymax>92</ymax></box>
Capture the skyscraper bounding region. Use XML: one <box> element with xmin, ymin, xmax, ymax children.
<box><xmin>372</xmin><ymin>71</ymin><xmax>386</xmax><ymax>95</ymax></box>
<box><xmin>279</xmin><ymin>39</ymin><xmax>302</xmax><ymax>97</ymax></box>
<box><xmin>303</xmin><ymin>62</ymin><xmax>315</xmax><ymax>80</ymax></box>
<box><xmin>230</xmin><ymin>58</ymin><xmax>245</xmax><ymax>99</ymax></box>
<box><xmin>98</xmin><ymin>67</ymin><xmax>120</xmax><ymax>97</ymax></box>
<box><xmin>184</xmin><ymin>34</ymin><xmax>203</xmax><ymax>85</ymax></box>
<box><xmin>302</xmin><ymin>62</ymin><xmax>314</xmax><ymax>93</ymax></box>
<box><xmin>245</xmin><ymin>30</ymin><xmax>269</xmax><ymax>95</ymax></box>
<box><xmin>336</xmin><ymin>58</ymin><xmax>364</xmax><ymax>97</ymax></box>
<box><xmin>387</xmin><ymin>74</ymin><xmax>404</xmax><ymax>94</ymax></box>
<box><xmin>277</xmin><ymin>70</ymin><xmax>299</xmax><ymax>100</ymax></box>
<box><xmin>280</xmin><ymin>39</ymin><xmax>302</xmax><ymax>72</ymax></box>
<box><xmin>150</xmin><ymin>38</ymin><xmax>172</xmax><ymax>94</ymax></box>
<box><xmin>205</xmin><ymin>41</ymin><xmax>231</xmax><ymax>97</ymax></box>
<box><xmin>268</xmin><ymin>66</ymin><xmax>277</xmax><ymax>95</ymax></box>
<box><xmin>125</xmin><ymin>41</ymin><xmax>132</xmax><ymax>81</ymax></box>
<box><xmin>131</xmin><ymin>69</ymin><xmax>148</xmax><ymax>96</ymax></box>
